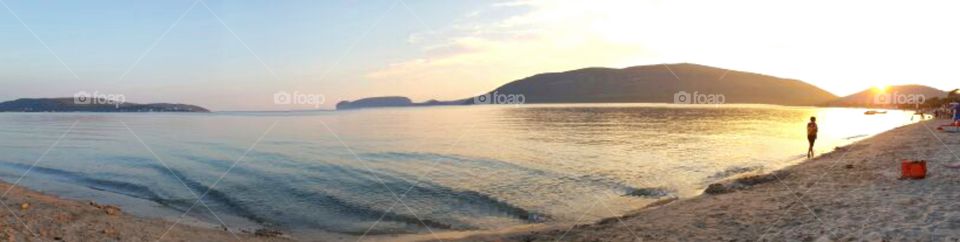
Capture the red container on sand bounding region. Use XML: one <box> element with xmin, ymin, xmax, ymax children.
<box><xmin>901</xmin><ymin>160</ymin><xmax>926</xmax><ymax>179</ymax></box>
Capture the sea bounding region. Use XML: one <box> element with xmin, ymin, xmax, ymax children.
<box><xmin>0</xmin><ymin>104</ymin><xmax>919</xmax><ymax>239</ymax></box>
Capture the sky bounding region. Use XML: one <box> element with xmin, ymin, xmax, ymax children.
<box><xmin>1</xmin><ymin>0</ymin><xmax>958</xmax><ymax>111</ymax></box>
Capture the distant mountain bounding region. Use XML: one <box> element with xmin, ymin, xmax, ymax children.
<box><xmin>338</xmin><ymin>63</ymin><xmax>838</xmax><ymax>110</ymax></box>
<box><xmin>0</xmin><ymin>98</ymin><xmax>210</xmax><ymax>112</ymax></box>
<box><xmin>826</xmin><ymin>85</ymin><xmax>946</xmax><ymax>107</ymax></box>
<box><xmin>464</xmin><ymin>63</ymin><xmax>836</xmax><ymax>106</ymax></box>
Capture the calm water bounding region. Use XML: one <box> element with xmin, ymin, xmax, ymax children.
<box><xmin>0</xmin><ymin>104</ymin><xmax>918</xmax><ymax>238</ymax></box>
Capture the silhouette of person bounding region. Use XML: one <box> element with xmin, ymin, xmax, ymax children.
<box><xmin>807</xmin><ymin>116</ymin><xmax>818</xmax><ymax>158</ymax></box>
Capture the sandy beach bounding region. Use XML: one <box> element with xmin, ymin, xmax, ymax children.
<box><xmin>455</xmin><ymin>119</ymin><xmax>960</xmax><ymax>241</ymax></box>
<box><xmin>0</xmin><ymin>181</ymin><xmax>291</xmax><ymax>241</ymax></box>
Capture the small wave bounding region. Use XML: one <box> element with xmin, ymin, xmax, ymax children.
<box><xmin>287</xmin><ymin>188</ymin><xmax>463</xmax><ymax>232</ymax></box>
<box><xmin>302</xmin><ymin>162</ymin><xmax>552</xmax><ymax>224</ymax></box>
<box><xmin>139</xmin><ymin>164</ymin><xmax>273</xmax><ymax>225</ymax></box>
<box><xmin>363</xmin><ymin>152</ymin><xmax>550</xmax><ymax>177</ymax></box>
<box><xmin>408</xmin><ymin>186</ymin><xmax>551</xmax><ymax>223</ymax></box>
<box><xmin>83</xmin><ymin>178</ymin><xmax>163</xmax><ymax>201</ymax></box>
<box><xmin>623</xmin><ymin>187</ymin><xmax>672</xmax><ymax>198</ymax></box>
<box><xmin>366</xmin><ymin>151</ymin><xmax>658</xmax><ymax>199</ymax></box>
<box><xmin>0</xmin><ymin>160</ymin><xmax>163</xmax><ymax>202</ymax></box>
<box><xmin>707</xmin><ymin>165</ymin><xmax>762</xmax><ymax>180</ymax></box>
<box><xmin>845</xmin><ymin>134</ymin><xmax>868</xmax><ymax>140</ymax></box>
<box><xmin>142</xmin><ymin>162</ymin><xmax>475</xmax><ymax>234</ymax></box>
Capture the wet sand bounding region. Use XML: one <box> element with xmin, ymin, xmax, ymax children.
<box><xmin>456</xmin><ymin>119</ymin><xmax>960</xmax><ymax>241</ymax></box>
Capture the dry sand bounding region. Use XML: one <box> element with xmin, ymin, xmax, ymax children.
<box><xmin>0</xmin><ymin>181</ymin><xmax>290</xmax><ymax>241</ymax></box>
<box><xmin>456</xmin><ymin>120</ymin><xmax>960</xmax><ymax>241</ymax></box>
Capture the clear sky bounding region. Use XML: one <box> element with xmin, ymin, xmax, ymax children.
<box><xmin>2</xmin><ymin>0</ymin><xmax>958</xmax><ymax>111</ymax></box>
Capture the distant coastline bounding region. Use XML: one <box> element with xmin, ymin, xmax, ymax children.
<box><xmin>3</xmin><ymin>64</ymin><xmax>948</xmax><ymax>113</ymax></box>
<box><xmin>336</xmin><ymin>63</ymin><xmax>949</xmax><ymax>111</ymax></box>
<box><xmin>0</xmin><ymin>98</ymin><xmax>210</xmax><ymax>112</ymax></box>
<box><xmin>335</xmin><ymin>96</ymin><xmax>465</xmax><ymax>110</ymax></box>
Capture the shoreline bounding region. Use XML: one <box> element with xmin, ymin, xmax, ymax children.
<box><xmin>454</xmin><ymin>119</ymin><xmax>960</xmax><ymax>241</ymax></box>
<box><xmin>0</xmin><ymin>181</ymin><xmax>290</xmax><ymax>241</ymax></box>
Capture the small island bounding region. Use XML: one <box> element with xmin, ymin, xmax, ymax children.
<box><xmin>335</xmin><ymin>96</ymin><xmax>465</xmax><ymax>110</ymax></box>
<box><xmin>0</xmin><ymin>98</ymin><xmax>210</xmax><ymax>112</ymax></box>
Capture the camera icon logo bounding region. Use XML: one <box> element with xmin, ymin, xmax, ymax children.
<box><xmin>273</xmin><ymin>91</ymin><xmax>292</xmax><ymax>105</ymax></box>
<box><xmin>74</xmin><ymin>91</ymin><xmax>91</xmax><ymax>105</ymax></box>
<box><xmin>673</xmin><ymin>91</ymin><xmax>691</xmax><ymax>104</ymax></box>
<box><xmin>874</xmin><ymin>93</ymin><xmax>891</xmax><ymax>105</ymax></box>
<box><xmin>474</xmin><ymin>93</ymin><xmax>492</xmax><ymax>104</ymax></box>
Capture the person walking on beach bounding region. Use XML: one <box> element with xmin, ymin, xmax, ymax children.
<box><xmin>807</xmin><ymin>116</ymin><xmax>818</xmax><ymax>158</ymax></box>
<box><xmin>954</xmin><ymin>103</ymin><xmax>960</xmax><ymax>123</ymax></box>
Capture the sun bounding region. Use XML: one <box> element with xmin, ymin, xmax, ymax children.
<box><xmin>872</xmin><ymin>85</ymin><xmax>891</xmax><ymax>93</ymax></box>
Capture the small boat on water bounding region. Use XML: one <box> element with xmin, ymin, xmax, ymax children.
<box><xmin>864</xmin><ymin>110</ymin><xmax>887</xmax><ymax>115</ymax></box>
